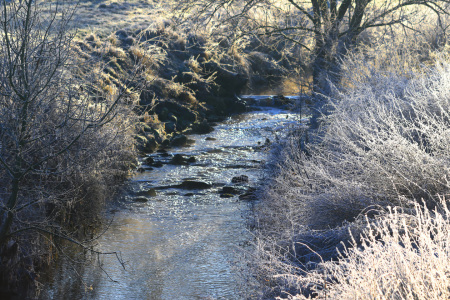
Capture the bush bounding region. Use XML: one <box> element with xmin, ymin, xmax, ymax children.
<box><xmin>0</xmin><ymin>1</ymin><xmax>138</xmax><ymax>295</ymax></box>
<box><xmin>287</xmin><ymin>198</ymin><xmax>450</xmax><ymax>300</ymax></box>
<box><xmin>252</xmin><ymin>59</ymin><xmax>450</xmax><ymax>297</ymax></box>
<box><xmin>257</xmin><ymin>61</ymin><xmax>450</xmax><ymax>234</ymax></box>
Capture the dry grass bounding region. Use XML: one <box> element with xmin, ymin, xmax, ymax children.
<box><xmin>40</xmin><ymin>1</ymin><xmax>171</xmax><ymax>38</ymax></box>
<box><xmin>287</xmin><ymin>198</ymin><xmax>450</xmax><ymax>300</ymax></box>
<box><xmin>254</xmin><ymin>57</ymin><xmax>450</xmax><ymax>238</ymax></box>
<box><xmin>252</xmin><ymin>17</ymin><xmax>450</xmax><ymax>296</ymax></box>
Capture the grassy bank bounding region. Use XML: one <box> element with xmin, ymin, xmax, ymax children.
<box><xmin>250</xmin><ymin>12</ymin><xmax>450</xmax><ymax>299</ymax></box>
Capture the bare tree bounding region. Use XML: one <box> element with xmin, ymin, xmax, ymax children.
<box><xmin>0</xmin><ymin>0</ymin><xmax>139</xmax><ymax>248</ymax></box>
<box><xmin>176</xmin><ymin>0</ymin><xmax>449</xmax><ymax>94</ymax></box>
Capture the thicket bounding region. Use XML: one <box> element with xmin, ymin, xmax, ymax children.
<box><xmin>0</xmin><ymin>1</ymin><xmax>139</xmax><ymax>297</ymax></box>
<box><xmin>250</xmin><ymin>13</ymin><xmax>450</xmax><ymax>300</ymax></box>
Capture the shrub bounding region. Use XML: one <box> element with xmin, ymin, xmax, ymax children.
<box><xmin>252</xmin><ymin>58</ymin><xmax>450</xmax><ymax>297</ymax></box>
<box><xmin>257</xmin><ymin>61</ymin><xmax>450</xmax><ymax>235</ymax></box>
<box><xmin>286</xmin><ymin>198</ymin><xmax>450</xmax><ymax>300</ymax></box>
<box><xmin>0</xmin><ymin>1</ymin><xmax>139</xmax><ymax>295</ymax></box>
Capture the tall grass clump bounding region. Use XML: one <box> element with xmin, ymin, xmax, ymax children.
<box><xmin>252</xmin><ymin>60</ymin><xmax>450</xmax><ymax>297</ymax></box>
<box><xmin>286</xmin><ymin>198</ymin><xmax>450</xmax><ymax>300</ymax></box>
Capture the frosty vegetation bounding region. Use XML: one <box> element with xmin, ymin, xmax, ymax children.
<box><xmin>251</xmin><ymin>25</ymin><xmax>450</xmax><ymax>299</ymax></box>
<box><xmin>0</xmin><ymin>1</ymin><xmax>140</xmax><ymax>293</ymax></box>
<box><xmin>1</xmin><ymin>0</ymin><xmax>450</xmax><ymax>298</ymax></box>
<box><xmin>287</xmin><ymin>199</ymin><xmax>450</xmax><ymax>299</ymax></box>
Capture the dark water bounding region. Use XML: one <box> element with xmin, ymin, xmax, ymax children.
<box><xmin>40</xmin><ymin>104</ymin><xmax>305</xmax><ymax>300</ymax></box>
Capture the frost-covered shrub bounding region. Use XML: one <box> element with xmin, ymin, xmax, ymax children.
<box><xmin>251</xmin><ymin>61</ymin><xmax>450</xmax><ymax>298</ymax></box>
<box><xmin>287</xmin><ymin>199</ymin><xmax>450</xmax><ymax>300</ymax></box>
<box><xmin>257</xmin><ymin>62</ymin><xmax>450</xmax><ymax>235</ymax></box>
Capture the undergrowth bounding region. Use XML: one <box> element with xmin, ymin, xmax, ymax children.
<box><xmin>251</xmin><ymin>26</ymin><xmax>450</xmax><ymax>298</ymax></box>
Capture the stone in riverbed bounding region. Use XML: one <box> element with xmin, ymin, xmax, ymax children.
<box><xmin>220</xmin><ymin>186</ymin><xmax>241</xmax><ymax>195</ymax></box>
<box><xmin>170</xmin><ymin>154</ymin><xmax>188</xmax><ymax>165</ymax></box>
<box><xmin>161</xmin><ymin>139</ymin><xmax>171</xmax><ymax>147</ymax></box>
<box><xmin>136</xmin><ymin>188</ymin><xmax>157</xmax><ymax>197</ymax></box>
<box><xmin>239</xmin><ymin>187</ymin><xmax>257</xmax><ymax>201</ymax></box>
<box><xmin>231</xmin><ymin>175</ymin><xmax>249</xmax><ymax>184</ymax></box>
<box><xmin>144</xmin><ymin>156</ymin><xmax>154</xmax><ymax>165</ymax></box>
<box><xmin>152</xmin><ymin>161</ymin><xmax>163</xmax><ymax>168</ymax></box>
<box><xmin>134</xmin><ymin>197</ymin><xmax>149</xmax><ymax>203</ymax></box>
<box><xmin>220</xmin><ymin>193</ymin><xmax>234</xmax><ymax>198</ymax></box>
<box><xmin>177</xmin><ymin>180</ymin><xmax>211</xmax><ymax>190</ymax></box>
<box><xmin>191</xmin><ymin>120</ymin><xmax>214</xmax><ymax>134</ymax></box>
<box><xmin>145</xmin><ymin>155</ymin><xmax>164</xmax><ymax>168</ymax></box>
<box><xmin>171</xmin><ymin>134</ymin><xmax>188</xmax><ymax>147</ymax></box>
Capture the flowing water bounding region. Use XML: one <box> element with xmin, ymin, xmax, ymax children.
<box><xmin>40</xmin><ymin>101</ymin><xmax>305</xmax><ymax>300</ymax></box>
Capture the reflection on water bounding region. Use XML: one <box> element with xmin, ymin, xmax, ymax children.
<box><xmin>40</xmin><ymin>106</ymin><xmax>305</xmax><ymax>300</ymax></box>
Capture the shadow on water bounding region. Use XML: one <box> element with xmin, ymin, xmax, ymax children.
<box><xmin>39</xmin><ymin>104</ymin><xmax>307</xmax><ymax>300</ymax></box>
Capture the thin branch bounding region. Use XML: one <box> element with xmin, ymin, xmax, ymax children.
<box><xmin>287</xmin><ymin>0</ymin><xmax>315</xmax><ymax>23</ymax></box>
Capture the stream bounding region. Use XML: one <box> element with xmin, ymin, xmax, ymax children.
<box><xmin>40</xmin><ymin>98</ymin><xmax>305</xmax><ymax>300</ymax></box>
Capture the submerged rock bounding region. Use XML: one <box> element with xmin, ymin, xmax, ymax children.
<box><xmin>171</xmin><ymin>134</ymin><xmax>188</xmax><ymax>147</ymax></box>
<box><xmin>136</xmin><ymin>188</ymin><xmax>157</xmax><ymax>197</ymax></box>
<box><xmin>144</xmin><ymin>156</ymin><xmax>154</xmax><ymax>165</ymax></box>
<box><xmin>231</xmin><ymin>175</ymin><xmax>249</xmax><ymax>184</ymax></box>
<box><xmin>134</xmin><ymin>197</ymin><xmax>149</xmax><ymax>203</ymax></box>
<box><xmin>220</xmin><ymin>186</ymin><xmax>241</xmax><ymax>195</ymax></box>
<box><xmin>177</xmin><ymin>180</ymin><xmax>211</xmax><ymax>190</ymax></box>
<box><xmin>239</xmin><ymin>187</ymin><xmax>257</xmax><ymax>201</ymax></box>
<box><xmin>170</xmin><ymin>154</ymin><xmax>188</xmax><ymax>165</ymax></box>
<box><xmin>152</xmin><ymin>161</ymin><xmax>163</xmax><ymax>168</ymax></box>
<box><xmin>220</xmin><ymin>193</ymin><xmax>234</xmax><ymax>198</ymax></box>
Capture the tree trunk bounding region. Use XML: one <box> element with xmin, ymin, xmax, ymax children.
<box><xmin>310</xmin><ymin>30</ymin><xmax>340</xmax><ymax>129</ymax></box>
<box><xmin>0</xmin><ymin>177</ymin><xmax>20</xmax><ymax>245</ymax></box>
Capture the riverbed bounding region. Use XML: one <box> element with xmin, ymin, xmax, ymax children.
<box><xmin>40</xmin><ymin>103</ymin><xmax>305</xmax><ymax>300</ymax></box>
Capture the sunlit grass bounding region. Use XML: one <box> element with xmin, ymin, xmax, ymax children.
<box><xmin>38</xmin><ymin>0</ymin><xmax>170</xmax><ymax>37</ymax></box>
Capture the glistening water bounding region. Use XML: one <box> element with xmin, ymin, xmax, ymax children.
<box><xmin>40</xmin><ymin>103</ymin><xmax>304</xmax><ymax>300</ymax></box>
